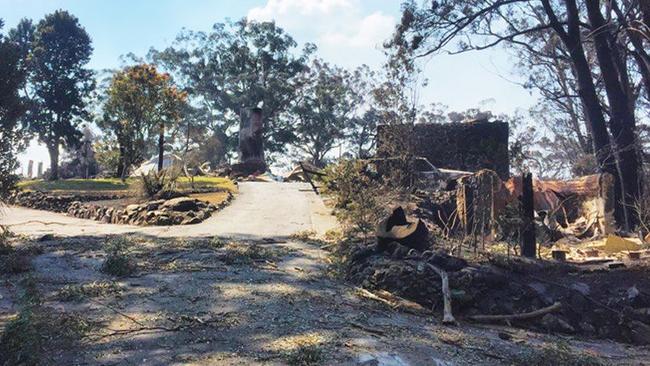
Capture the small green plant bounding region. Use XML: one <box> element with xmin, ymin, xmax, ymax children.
<box><xmin>0</xmin><ymin>225</ymin><xmax>14</xmax><ymax>255</ymax></box>
<box><xmin>286</xmin><ymin>345</ymin><xmax>324</xmax><ymax>366</ymax></box>
<box><xmin>101</xmin><ymin>237</ymin><xmax>136</xmax><ymax>276</ymax></box>
<box><xmin>221</xmin><ymin>242</ymin><xmax>293</xmax><ymax>264</ymax></box>
<box><xmin>136</xmin><ymin>167</ymin><xmax>181</xmax><ymax>199</ymax></box>
<box><xmin>57</xmin><ymin>281</ymin><xmax>122</xmax><ymax>302</ymax></box>
<box><xmin>209</xmin><ymin>236</ymin><xmax>226</xmax><ymax>249</ymax></box>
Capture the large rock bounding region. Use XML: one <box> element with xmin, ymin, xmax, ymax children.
<box><xmin>125</xmin><ymin>204</ymin><xmax>141</xmax><ymax>214</ymax></box>
<box><xmin>161</xmin><ymin>197</ymin><xmax>199</xmax><ymax>212</ymax></box>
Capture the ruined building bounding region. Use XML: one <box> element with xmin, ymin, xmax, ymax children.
<box><xmin>377</xmin><ymin>120</ymin><xmax>510</xmax><ymax>179</ymax></box>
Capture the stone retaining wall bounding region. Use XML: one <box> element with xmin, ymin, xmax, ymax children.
<box><xmin>66</xmin><ymin>193</ymin><xmax>233</xmax><ymax>226</ymax></box>
<box><xmin>8</xmin><ymin>191</ymin><xmax>123</xmax><ymax>213</ymax></box>
<box><xmin>10</xmin><ymin>190</ymin><xmax>233</xmax><ymax>226</ymax></box>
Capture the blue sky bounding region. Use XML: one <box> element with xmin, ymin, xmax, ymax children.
<box><xmin>2</xmin><ymin>0</ymin><xmax>537</xmax><ymax>172</ymax></box>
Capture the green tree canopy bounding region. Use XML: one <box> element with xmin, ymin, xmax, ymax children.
<box><xmin>150</xmin><ymin>19</ymin><xmax>315</xmax><ymax>159</ymax></box>
<box><xmin>291</xmin><ymin>60</ymin><xmax>358</xmax><ymax>166</ymax></box>
<box><xmin>0</xmin><ymin>19</ymin><xmax>29</xmax><ymax>196</ymax></box>
<box><xmin>24</xmin><ymin>10</ymin><xmax>94</xmax><ymax>180</ymax></box>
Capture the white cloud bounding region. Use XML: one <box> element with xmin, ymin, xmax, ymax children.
<box><xmin>247</xmin><ymin>0</ymin><xmax>395</xmax><ymax>68</ymax></box>
<box><xmin>248</xmin><ymin>0</ymin><xmax>356</xmax><ymax>22</ymax></box>
<box><xmin>320</xmin><ymin>11</ymin><xmax>394</xmax><ymax>48</ymax></box>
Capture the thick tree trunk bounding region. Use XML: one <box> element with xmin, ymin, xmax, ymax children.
<box><xmin>47</xmin><ymin>142</ymin><xmax>59</xmax><ymax>181</ymax></box>
<box><xmin>117</xmin><ymin>144</ymin><xmax>126</xmax><ymax>178</ymax></box>
<box><xmin>543</xmin><ymin>0</ymin><xmax>630</xmax><ymax>230</ymax></box>
<box><xmin>585</xmin><ymin>0</ymin><xmax>641</xmax><ymax>230</ymax></box>
<box><xmin>158</xmin><ymin>122</ymin><xmax>164</xmax><ymax>172</ymax></box>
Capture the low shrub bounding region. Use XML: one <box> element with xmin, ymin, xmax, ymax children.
<box><xmin>286</xmin><ymin>345</ymin><xmax>324</xmax><ymax>366</ymax></box>
<box><xmin>135</xmin><ymin>167</ymin><xmax>182</xmax><ymax>199</ymax></box>
<box><xmin>322</xmin><ymin>160</ymin><xmax>405</xmax><ymax>239</ymax></box>
<box><xmin>101</xmin><ymin>237</ymin><xmax>136</xmax><ymax>277</ymax></box>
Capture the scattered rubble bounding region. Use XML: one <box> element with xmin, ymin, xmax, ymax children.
<box><xmin>340</xmin><ymin>238</ymin><xmax>650</xmax><ymax>344</ymax></box>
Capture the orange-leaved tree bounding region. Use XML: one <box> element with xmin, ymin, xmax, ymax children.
<box><xmin>100</xmin><ymin>64</ymin><xmax>187</xmax><ymax>178</ymax></box>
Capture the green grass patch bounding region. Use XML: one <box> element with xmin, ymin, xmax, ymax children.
<box><xmin>18</xmin><ymin>176</ymin><xmax>236</xmax><ymax>194</ymax></box>
<box><xmin>18</xmin><ymin>178</ymin><xmax>130</xmax><ymax>192</ymax></box>
<box><xmin>176</xmin><ymin>176</ymin><xmax>237</xmax><ymax>192</ymax></box>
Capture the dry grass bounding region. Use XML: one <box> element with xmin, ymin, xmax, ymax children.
<box><xmin>56</xmin><ymin>281</ymin><xmax>122</xmax><ymax>302</ymax></box>
<box><xmin>286</xmin><ymin>345</ymin><xmax>325</xmax><ymax>365</ymax></box>
<box><xmin>17</xmin><ymin>176</ymin><xmax>236</xmax><ymax>194</ymax></box>
<box><xmin>0</xmin><ymin>277</ymin><xmax>91</xmax><ymax>365</ymax></box>
<box><xmin>189</xmin><ymin>191</ymin><xmax>231</xmax><ymax>205</ymax></box>
<box><xmin>512</xmin><ymin>341</ymin><xmax>606</xmax><ymax>366</ymax></box>
<box><xmin>221</xmin><ymin>242</ymin><xmax>294</xmax><ymax>264</ymax></box>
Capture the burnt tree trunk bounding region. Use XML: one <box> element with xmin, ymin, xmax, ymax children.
<box><xmin>46</xmin><ymin>142</ymin><xmax>59</xmax><ymax>181</ymax></box>
<box><xmin>585</xmin><ymin>0</ymin><xmax>641</xmax><ymax>230</ymax></box>
<box><xmin>520</xmin><ymin>173</ymin><xmax>536</xmax><ymax>258</ymax></box>
<box><xmin>542</xmin><ymin>0</ymin><xmax>628</xmax><ymax>229</ymax></box>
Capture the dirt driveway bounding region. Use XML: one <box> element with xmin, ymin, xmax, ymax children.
<box><xmin>1</xmin><ymin>182</ymin><xmax>337</xmax><ymax>239</ymax></box>
<box><xmin>1</xmin><ymin>182</ymin><xmax>648</xmax><ymax>365</ymax></box>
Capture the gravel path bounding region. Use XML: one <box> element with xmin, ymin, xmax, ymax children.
<box><xmin>1</xmin><ymin>182</ymin><xmax>337</xmax><ymax>239</ymax></box>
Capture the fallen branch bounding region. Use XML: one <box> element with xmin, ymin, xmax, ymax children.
<box><xmin>350</xmin><ymin>321</ymin><xmax>386</xmax><ymax>336</ymax></box>
<box><xmin>468</xmin><ymin>302</ymin><xmax>562</xmax><ymax>323</ymax></box>
<box><xmin>355</xmin><ymin>287</ymin><xmax>431</xmax><ymax>315</ymax></box>
<box><xmin>7</xmin><ymin>220</ymin><xmax>72</xmax><ymax>226</ymax></box>
<box><xmin>422</xmin><ymin>262</ymin><xmax>457</xmax><ymax>325</ymax></box>
<box><xmin>92</xmin><ymin>325</ymin><xmax>180</xmax><ymax>339</ymax></box>
<box><xmin>373</xmin><ymin>289</ymin><xmax>433</xmax><ymax>315</ymax></box>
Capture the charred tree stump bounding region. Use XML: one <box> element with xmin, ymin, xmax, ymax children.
<box><xmin>376</xmin><ymin>207</ymin><xmax>430</xmax><ymax>252</ymax></box>
<box><xmin>520</xmin><ymin>172</ymin><xmax>536</xmax><ymax>258</ymax></box>
<box><xmin>231</xmin><ymin>107</ymin><xmax>267</xmax><ymax>176</ymax></box>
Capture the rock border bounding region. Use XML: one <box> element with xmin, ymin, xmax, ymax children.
<box><xmin>66</xmin><ymin>193</ymin><xmax>233</xmax><ymax>226</ymax></box>
<box><xmin>10</xmin><ymin>190</ymin><xmax>234</xmax><ymax>226</ymax></box>
<box><xmin>8</xmin><ymin>190</ymin><xmax>124</xmax><ymax>213</ymax></box>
